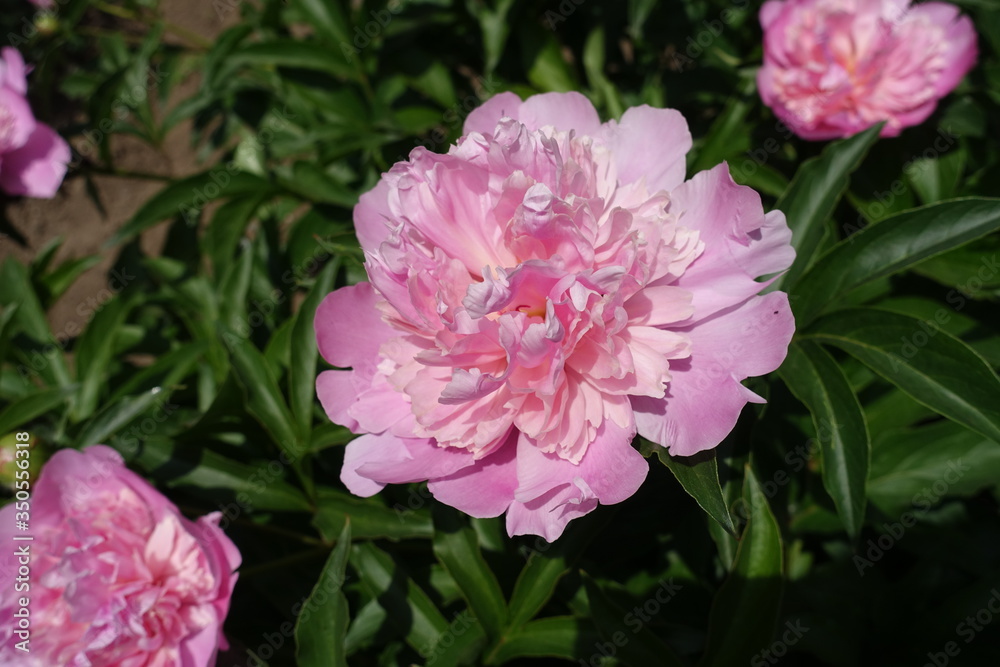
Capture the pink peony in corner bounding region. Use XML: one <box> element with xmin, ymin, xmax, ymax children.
<box><xmin>0</xmin><ymin>445</ymin><xmax>241</xmax><ymax>665</ymax></box>
<box><xmin>758</xmin><ymin>0</ymin><xmax>978</xmax><ymax>140</ymax></box>
<box><xmin>316</xmin><ymin>92</ymin><xmax>795</xmax><ymax>541</ymax></box>
<box><xmin>0</xmin><ymin>46</ymin><xmax>70</xmax><ymax>198</ymax></box>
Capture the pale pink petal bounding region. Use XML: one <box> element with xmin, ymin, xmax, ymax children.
<box><xmin>428</xmin><ymin>434</ymin><xmax>518</xmax><ymax>517</ymax></box>
<box><xmin>316</xmin><ymin>370</ymin><xmax>361</xmax><ymax>432</ymax></box>
<box><xmin>506</xmin><ymin>483</ymin><xmax>599</xmax><ymax>542</ymax></box>
<box><xmin>462</xmin><ymin>91</ymin><xmax>524</xmax><ymax>135</ymax></box>
<box><xmin>514</xmin><ymin>420</ymin><xmax>645</xmax><ymax>505</ymax></box>
<box><xmin>0</xmin><ymin>47</ymin><xmax>28</xmax><ymax>95</ymax></box>
<box><xmin>598</xmin><ymin>105</ymin><xmax>691</xmax><ymax>192</ymax></box>
<box><xmin>314</xmin><ymin>283</ymin><xmax>396</xmax><ymax>371</ymax></box>
<box><xmin>670</xmin><ymin>164</ymin><xmax>794</xmax><ymax>322</ymax></box>
<box><xmin>517</xmin><ymin>91</ymin><xmax>602</xmax><ymax>135</ymax></box>
<box><xmin>633</xmin><ymin>292</ymin><xmax>794</xmax><ymax>456</ymax></box>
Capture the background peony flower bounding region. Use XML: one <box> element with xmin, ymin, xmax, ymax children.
<box><xmin>0</xmin><ymin>47</ymin><xmax>70</xmax><ymax>198</ymax></box>
<box><xmin>316</xmin><ymin>92</ymin><xmax>795</xmax><ymax>541</ymax></box>
<box><xmin>757</xmin><ymin>0</ymin><xmax>978</xmax><ymax>139</ymax></box>
<box><xmin>0</xmin><ymin>446</ymin><xmax>241</xmax><ymax>666</ymax></box>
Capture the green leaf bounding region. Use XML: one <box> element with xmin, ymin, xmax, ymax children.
<box><xmin>506</xmin><ymin>509</ymin><xmax>613</xmax><ymax>628</ymax></box>
<box><xmin>431</xmin><ymin>505</ymin><xmax>507</xmax><ymax>641</ymax></box>
<box><xmin>524</xmin><ymin>29</ymin><xmax>577</xmax><ymax>93</ymax></box>
<box><xmin>290</xmin><ymin>260</ymin><xmax>336</xmax><ymax>435</ymax></box>
<box><xmin>582</xmin><ymin>574</ymin><xmax>685</xmax><ymax>667</ymax></box>
<box><xmin>470</xmin><ymin>0</ymin><xmax>517</xmax><ymax>74</ymax></box>
<box><xmin>908</xmin><ymin>148</ymin><xmax>966</xmax><ymax>205</ymax></box>
<box><xmin>779</xmin><ymin>341</ymin><xmax>870</xmax><ymax>537</ymax></box>
<box><xmin>313</xmin><ymin>486</ymin><xmax>433</xmax><ymax>541</ymax></box>
<box><xmin>224</xmin><ymin>329</ymin><xmax>302</xmax><ymax>458</ymax></box>
<box><xmin>350</xmin><ymin>542</ymin><xmax>450</xmax><ymax>655</ymax></box>
<box><xmin>229</xmin><ymin>40</ymin><xmax>354</xmax><ymax>79</ymax></box>
<box><xmin>0</xmin><ymin>259</ymin><xmax>71</xmax><ymax>387</ymax></box>
<box><xmin>204</xmin><ymin>194</ymin><xmax>269</xmax><ymax>277</ymax></box>
<box><xmin>869</xmin><ymin>421</ymin><xmax>1000</xmax><ymax>516</ymax></box>
<box><xmin>107</xmin><ymin>342</ymin><xmax>208</xmax><ymax>405</ymax></box>
<box><xmin>39</xmin><ymin>255</ymin><xmax>100</xmax><ymax>302</ymax></box>
<box><xmin>73</xmin><ymin>387</ymin><xmax>171</xmax><ymax>449</ymax></box>
<box><xmin>135</xmin><ymin>444</ymin><xmax>312</xmax><ymax>512</ymax></box>
<box><xmin>771</xmin><ymin>123</ymin><xmax>882</xmax><ymax>291</ymax></box>
<box><xmin>487</xmin><ymin>617</ymin><xmax>601</xmax><ymax>664</ymax></box>
<box><xmin>219</xmin><ymin>242</ymin><xmax>254</xmax><ymax>334</ymax></box>
<box><xmin>804</xmin><ymin>308</ymin><xmax>1000</xmax><ymax>444</ymax></box>
<box><xmin>109</xmin><ymin>172</ymin><xmax>276</xmax><ymax>245</ymax></box>
<box><xmin>0</xmin><ymin>385</ymin><xmax>76</xmax><ymax>435</ymax></box>
<box><xmin>293</xmin><ymin>0</ymin><xmax>351</xmax><ymax>44</ymax></box>
<box><xmin>792</xmin><ymin>198</ymin><xmax>1000</xmax><ymax>324</ymax></box>
<box><xmin>690</xmin><ymin>86</ymin><xmax>753</xmax><ymax>175</ymax></box>
<box><xmin>73</xmin><ymin>296</ymin><xmax>130</xmax><ymax>421</ymax></box>
<box><xmin>700</xmin><ymin>466</ymin><xmax>784</xmax><ymax>667</ymax></box>
<box><xmin>279</xmin><ymin>162</ymin><xmax>358</xmax><ymax>207</ymax></box>
<box><xmin>296</xmin><ymin>520</ymin><xmax>351</xmax><ymax>667</ymax></box>
<box><xmin>644</xmin><ymin>441</ymin><xmax>737</xmax><ymax>536</ymax></box>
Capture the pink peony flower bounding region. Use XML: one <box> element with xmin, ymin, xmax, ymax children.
<box><xmin>0</xmin><ymin>47</ymin><xmax>70</xmax><ymax>198</ymax></box>
<box><xmin>0</xmin><ymin>446</ymin><xmax>241</xmax><ymax>666</ymax></box>
<box><xmin>758</xmin><ymin>0</ymin><xmax>978</xmax><ymax>139</ymax></box>
<box><xmin>316</xmin><ymin>92</ymin><xmax>795</xmax><ymax>540</ymax></box>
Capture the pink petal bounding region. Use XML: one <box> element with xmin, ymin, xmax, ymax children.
<box><xmin>316</xmin><ymin>370</ymin><xmax>361</xmax><ymax>432</ymax></box>
<box><xmin>670</xmin><ymin>164</ymin><xmax>794</xmax><ymax>323</ymax></box>
<box><xmin>598</xmin><ymin>105</ymin><xmax>691</xmax><ymax>192</ymax></box>
<box><xmin>428</xmin><ymin>432</ymin><xmax>518</xmax><ymax>517</ymax></box>
<box><xmin>462</xmin><ymin>91</ymin><xmax>524</xmax><ymax>135</ymax></box>
<box><xmin>633</xmin><ymin>291</ymin><xmax>794</xmax><ymax>456</ymax></box>
<box><xmin>514</xmin><ymin>419</ymin><xmax>645</xmax><ymax>506</ymax></box>
<box><xmin>0</xmin><ymin>121</ymin><xmax>70</xmax><ymax>199</ymax></box>
<box><xmin>314</xmin><ymin>283</ymin><xmax>396</xmax><ymax>371</ymax></box>
<box><xmin>506</xmin><ymin>483</ymin><xmax>599</xmax><ymax>542</ymax></box>
<box><xmin>0</xmin><ymin>47</ymin><xmax>28</xmax><ymax>95</ymax></box>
